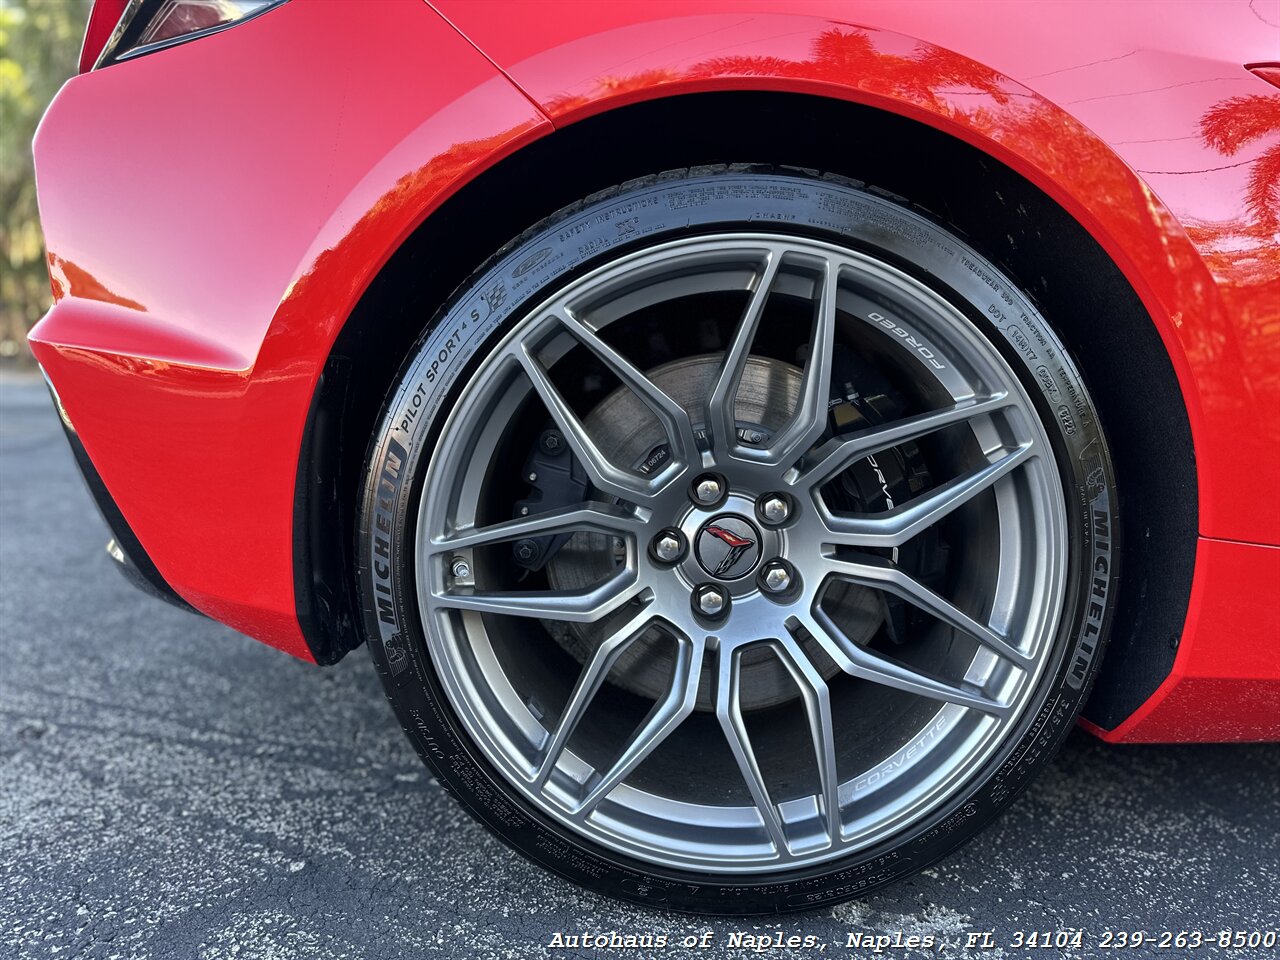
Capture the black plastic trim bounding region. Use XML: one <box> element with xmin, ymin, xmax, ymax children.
<box><xmin>293</xmin><ymin>361</ymin><xmax>363</xmax><ymax>665</ymax></box>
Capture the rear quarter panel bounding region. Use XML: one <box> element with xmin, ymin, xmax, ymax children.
<box><xmin>28</xmin><ymin>0</ymin><xmax>549</xmax><ymax>656</ymax></box>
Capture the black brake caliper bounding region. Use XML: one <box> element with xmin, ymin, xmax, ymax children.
<box><xmin>511</xmin><ymin>426</ymin><xmax>589</xmax><ymax>572</ymax></box>
<box><xmin>824</xmin><ymin>345</ymin><xmax>949</xmax><ymax>644</ymax></box>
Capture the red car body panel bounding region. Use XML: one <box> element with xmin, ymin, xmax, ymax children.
<box><xmin>27</xmin><ymin>0</ymin><xmax>1280</xmax><ymax>738</ymax></box>
<box><xmin>1080</xmin><ymin>537</ymin><xmax>1280</xmax><ymax>742</ymax></box>
<box><xmin>29</xmin><ymin>0</ymin><xmax>550</xmax><ymax>658</ymax></box>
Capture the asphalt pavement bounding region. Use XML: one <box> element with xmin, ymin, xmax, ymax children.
<box><xmin>2</xmin><ymin>370</ymin><xmax>1277</xmax><ymax>960</ymax></box>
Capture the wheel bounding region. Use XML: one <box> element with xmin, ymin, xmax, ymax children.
<box><xmin>357</xmin><ymin>166</ymin><xmax>1118</xmax><ymax>914</ymax></box>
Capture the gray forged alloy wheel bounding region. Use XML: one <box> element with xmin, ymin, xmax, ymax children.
<box><xmin>358</xmin><ymin>168</ymin><xmax>1118</xmax><ymax>914</ymax></box>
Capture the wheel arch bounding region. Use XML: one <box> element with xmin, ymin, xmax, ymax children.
<box><xmin>298</xmin><ymin>89</ymin><xmax>1197</xmax><ymax>732</ymax></box>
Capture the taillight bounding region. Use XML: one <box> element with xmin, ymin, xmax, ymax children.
<box><xmin>1247</xmin><ymin>63</ymin><xmax>1280</xmax><ymax>91</ymax></box>
<box><xmin>81</xmin><ymin>0</ymin><xmax>287</xmax><ymax>71</ymax></box>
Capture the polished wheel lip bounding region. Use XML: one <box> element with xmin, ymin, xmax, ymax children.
<box><xmin>415</xmin><ymin>231</ymin><xmax>1068</xmax><ymax>874</ymax></box>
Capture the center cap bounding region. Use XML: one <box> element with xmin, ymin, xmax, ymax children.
<box><xmin>695</xmin><ymin>515</ymin><xmax>763</xmax><ymax>580</ymax></box>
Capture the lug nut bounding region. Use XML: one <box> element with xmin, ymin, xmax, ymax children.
<box><xmin>760</xmin><ymin>559</ymin><xmax>795</xmax><ymax>595</ymax></box>
<box><xmin>450</xmin><ymin>558</ymin><xmax>471</xmax><ymax>580</ymax></box>
<box><xmin>651</xmin><ymin>528</ymin><xmax>686</xmax><ymax>564</ymax></box>
<box><xmin>691</xmin><ymin>474</ymin><xmax>724</xmax><ymax>506</ymax></box>
<box><xmin>759</xmin><ymin>494</ymin><xmax>791</xmax><ymax>525</ymax></box>
<box><xmin>693</xmin><ymin>583</ymin><xmax>730</xmax><ymax>619</ymax></box>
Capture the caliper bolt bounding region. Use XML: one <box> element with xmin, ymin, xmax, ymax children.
<box><xmin>539</xmin><ymin>429</ymin><xmax>565</xmax><ymax>456</ymax></box>
<box><xmin>650</xmin><ymin>529</ymin><xmax>686</xmax><ymax>564</ymax></box>
<box><xmin>513</xmin><ymin>539</ymin><xmax>541</xmax><ymax>564</ymax></box>
<box><xmin>693</xmin><ymin>583</ymin><xmax>730</xmax><ymax>619</ymax></box>
<box><xmin>450</xmin><ymin>558</ymin><xmax>471</xmax><ymax>580</ymax></box>
<box><xmin>760</xmin><ymin>559</ymin><xmax>795</xmax><ymax>595</ymax></box>
<box><xmin>759</xmin><ymin>494</ymin><xmax>791</xmax><ymax>525</ymax></box>
<box><xmin>691</xmin><ymin>474</ymin><xmax>724</xmax><ymax>506</ymax></box>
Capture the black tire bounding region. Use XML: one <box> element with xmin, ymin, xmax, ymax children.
<box><xmin>357</xmin><ymin>166</ymin><xmax>1119</xmax><ymax>914</ymax></box>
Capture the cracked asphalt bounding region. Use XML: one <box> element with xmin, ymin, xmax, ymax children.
<box><xmin>2</xmin><ymin>371</ymin><xmax>1278</xmax><ymax>959</ymax></box>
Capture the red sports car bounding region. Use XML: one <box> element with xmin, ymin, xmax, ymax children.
<box><xmin>28</xmin><ymin>0</ymin><xmax>1280</xmax><ymax>913</ymax></box>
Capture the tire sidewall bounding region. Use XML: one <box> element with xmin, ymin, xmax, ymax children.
<box><xmin>358</xmin><ymin>169</ymin><xmax>1119</xmax><ymax>914</ymax></box>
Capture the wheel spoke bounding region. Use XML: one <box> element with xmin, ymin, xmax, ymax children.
<box><xmin>716</xmin><ymin>645</ymin><xmax>790</xmax><ymax>853</ymax></box>
<box><xmin>764</xmin><ymin>258</ymin><xmax>839</xmax><ymax>467</ymax></box>
<box><xmin>771</xmin><ymin>636</ymin><xmax>841</xmax><ymax>846</ymax></box>
<box><xmin>516</xmin><ymin>342</ymin><xmax>657</xmax><ymax>504</ymax></box>
<box><xmin>792</xmin><ymin>610</ymin><xmax>1010</xmax><ymax>717</ymax></box>
<box><xmin>827</xmin><ymin>557</ymin><xmax>1033</xmax><ymax>667</ymax></box>
<box><xmin>821</xmin><ymin>442</ymin><xmax>1034</xmax><ymax>548</ymax></box>
<box><xmin>706</xmin><ymin>251</ymin><xmax>782</xmax><ymax>456</ymax></box>
<box><xmin>533</xmin><ymin>605</ymin><xmax>658</xmax><ymax>788</ymax></box>
<box><xmin>558</xmin><ymin>310</ymin><xmax>701</xmax><ymax>468</ymax></box>
<box><xmin>431</xmin><ymin>502</ymin><xmax>647</xmax><ymax>554</ymax></box>
<box><xmin>792</xmin><ymin>393</ymin><xmax>1013</xmax><ymax>490</ymax></box>
<box><xmin>433</xmin><ymin>566</ymin><xmax>642</xmax><ymax>623</ymax></box>
<box><xmin>573</xmin><ymin>633</ymin><xmax>705</xmax><ymax>816</ymax></box>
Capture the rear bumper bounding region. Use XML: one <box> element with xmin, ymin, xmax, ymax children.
<box><xmin>43</xmin><ymin>371</ymin><xmax>196</xmax><ymax>615</ymax></box>
<box><xmin>28</xmin><ymin>302</ymin><xmax>318</xmax><ymax>661</ymax></box>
